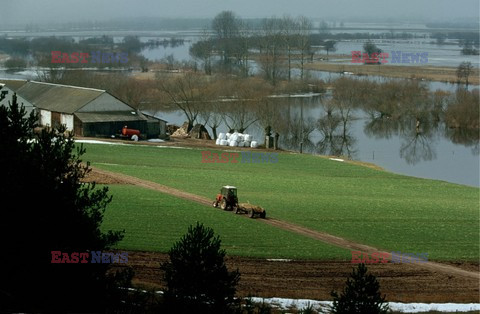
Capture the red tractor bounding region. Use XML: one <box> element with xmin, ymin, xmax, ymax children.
<box><xmin>213</xmin><ymin>186</ymin><xmax>238</xmax><ymax>211</ymax></box>
<box><xmin>213</xmin><ymin>186</ymin><xmax>266</xmax><ymax>218</ymax></box>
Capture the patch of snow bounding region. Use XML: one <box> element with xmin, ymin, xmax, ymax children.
<box><xmin>113</xmin><ymin>288</ymin><xmax>480</xmax><ymax>313</ymax></box>
<box><xmin>248</xmin><ymin>297</ymin><xmax>480</xmax><ymax>313</ymax></box>
<box><xmin>154</xmin><ymin>146</ymin><xmax>194</xmax><ymax>150</ymax></box>
<box><xmin>329</xmin><ymin>158</ymin><xmax>344</xmax><ymax>162</ymax></box>
<box><xmin>147</xmin><ymin>138</ymin><xmax>165</xmax><ymax>143</ymax></box>
<box><xmin>76</xmin><ymin>139</ymin><xmax>195</xmax><ymax>150</ymax></box>
<box><xmin>266</xmin><ymin>259</ymin><xmax>293</xmax><ymax>262</ymax></box>
<box><xmin>389</xmin><ymin>302</ymin><xmax>480</xmax><ymax>313</ymax></box>
<box><xmin>76</xmin><ymin>139</ymin><xmax>131</xmax><ymax>145</ymax></box>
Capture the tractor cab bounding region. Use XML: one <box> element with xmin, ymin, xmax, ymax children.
<box><xmin>213</xmin><ymin>186</ymin><xmax>238</xmax><ymax>210</ymax></box>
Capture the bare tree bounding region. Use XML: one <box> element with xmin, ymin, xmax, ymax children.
<box><xmin>237</xmin><ymin>20</ymin><xmax>252</xmax><ymax>77</ymax></box>
<box><xmin>198</xmin><ymin>78</ymin><xmax>227</xmax><ymax>139</ymax></box>
<box><xmin>324</xmin><ymin>40</ymin><xmax>337</xmax><ymax>57</ymax></box>
<box><xmin>157</xmin><ymin>72</ymin><xmax>211</xmax><ymax>132</ymax></box>
<box><xmin>456</xmin><ymin>61</ymin><xmax>474</xmax><ymax>88</ymax></box>
<box><xmin>221</xmin><ymin>77</ymin><xmax>270</xmax><ymax>133</ymax></box>
<box><xmin>281</xmin><ymin>16</ymin><xmax>296</xmax><ymax>81</ymax></box>
<box><xmin>190</xmin><ymin>29</ymin><xmax>214</xmax><ymax>75</ymax></box>
<box><xmin>212</xmin><ymin>11</ymin><xmax>240</xmax><ymax>69</ymax></box>
<box><xmin>259</xmin><ymin>17</ymin><xmax>285</xmax><ymax>85</ymax></box>
<box><xmin>296</xmin><ymin>16</ymin><xmax>312</xmax><ymax>80</ymax></box>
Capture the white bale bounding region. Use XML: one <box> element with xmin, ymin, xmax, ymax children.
<box><xmin>220</xmin><ymin>139</ymin><xmax>229</xmax><ymax>146</ymax></box>
<box><xmin>244</xmin><ymin>141</ymin><xmax>251</xmax><ymax>147</ymax></box>
<box><xmin>230</xmin><ymin>134</ymin><xmax>238</xmax><ymax>142</ymax></box>
<box><xmin>250</xmin><ymin>141</ymin><xmax>258</xmax><ymax>148</ymax></box>
<box><xmin>215</xmin><ymin>138</ymin><xmax>221</xmax><ymax>145</ymax></box>
<box><xmin>238</xmin><ymin>141</ymin><xmax>245</xmax><ymax>147</ymax></box>
<box><xmin>226</xmin><ymin>133</ymin><xmax>231</xmax><ymax>140</ymax></box>
<box><xmin>245</xmin><ymin>134</ymin><xmax>253</xmax><ymax>142</ymax></box>
<box><xmin>218</xmin><ymin>133</ymin><xmax>226</xmax><ymax>140</ymax></box>
<box><xmin>237</xmin><ymin>135</ymin><xmax>244</xmax><ymax>142</ymax></box>
<box><xmin>229</xmin><ymin>140</ymin><xmax>238</xmax><ymax>147</ymax></box>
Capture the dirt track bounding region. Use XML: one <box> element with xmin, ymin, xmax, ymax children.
<box><xmin>89</xmin><ymin>167</ymin><xmax>480</xmax><ymax>302</ymax></box>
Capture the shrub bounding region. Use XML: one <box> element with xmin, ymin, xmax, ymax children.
<box><xmin>161</xmin><ymin>222</ymin><xmax>240</xmax><ymax>313</ymax></box>
<box><xmin>330</xmin><ymin>263</ymin><xmax>390</xmax><ymax>314</ymax></box>
<box><xmin>0</xmin><ymin>93</ymin><xmax>125</xmax><ymax>312</ymax></box>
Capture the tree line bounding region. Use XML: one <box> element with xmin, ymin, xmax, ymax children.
<box><xmin>189</xmin><ymin>11</ymin><xmax>326</xmax><ymax>83</ymax></box>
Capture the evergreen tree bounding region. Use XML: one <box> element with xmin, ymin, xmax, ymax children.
<box><xmin>330</xmin><ymin>263</ymin><xmax>390</xmax><ymax>314</ymax></box>
<box><xmin>161</xmin><ymin>222</ymin><xmax>240</xmax><ymax>313</ymax></box>
<box><xmin>0</xmin><ymin>93</ymin><xmax>124</xmax><ymax>312</ymax></box>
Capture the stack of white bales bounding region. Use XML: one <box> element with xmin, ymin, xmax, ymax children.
<box><xmin>215</xmin><ymin>132</ymin><xmax>257</xmax><ymax>148</ymax></box>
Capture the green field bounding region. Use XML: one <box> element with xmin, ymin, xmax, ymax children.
<box><xmin>103</xmin><ymin>185</ymin><xmax>351</xmax><ymax>259</ymax></box>
<box><xmin>82</xmin><ymin>142</ymin><xmax>480</xmax><ymax>261</ymax></box>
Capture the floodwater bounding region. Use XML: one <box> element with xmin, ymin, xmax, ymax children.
<box><xmin>1</xmin><ymin>24</ymin><xmax>478</xmax><ymax>187</ymax></box>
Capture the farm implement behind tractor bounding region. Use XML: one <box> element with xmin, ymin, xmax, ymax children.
<box><xmin>212</xmin><ymin>186</ymin><xmax>266</xmax><ymax>219</ymax></box>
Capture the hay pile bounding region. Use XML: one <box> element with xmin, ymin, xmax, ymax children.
<box><xmin>239</xmin><ymin>203</ymin><xmax>264</xmax><ymax>213</ymax></box>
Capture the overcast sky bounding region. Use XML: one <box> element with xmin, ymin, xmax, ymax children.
<box><xmin>1</xmin><ymin>0</ymin><xmax>479</xmax><ymax>24</ymax></box>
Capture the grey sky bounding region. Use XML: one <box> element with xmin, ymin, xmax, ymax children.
<box><xmin>1</xmin><ymin>0</ymin><xmax>479</xmax><ymax>24</ymax></box>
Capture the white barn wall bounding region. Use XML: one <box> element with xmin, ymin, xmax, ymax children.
<box><xmin>61</xmin><ymin>114</ymin><xmax>74</xmax><ymax>131</ymax></box>
<box><xmin>40</xmin><ymin>110</ymin><xmax>51</xmax><ymax>127</ymax></box>
<box><xmin>78</xmin><ymin>93</ymin><xmax>133</xmax><ymax>112</ymax></box>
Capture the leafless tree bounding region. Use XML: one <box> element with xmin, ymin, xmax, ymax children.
<box><xmin>157</xmin><ymin>72</ymin><xmax>211</xmax><ymax>132</ymax></box>
<box><xmin>456</xmin><ymin>61</ymin><xmax>474</xmax><ymax>88</ymax></box>
<box><xmin>259</xmin><ymin>17</ymin><xmax>285</xmax><ymax>85</ymax></box>
<box><xmin>220</xmin><ymin>77</ymin><xmax>271</xmax><ymax>133</ymax></box>
<box><xmin>212</xmin><ymin>11</ymin><xmax>240</xmax><ymax>67</ymax></box>
<box><xmin>295</xmin><ymin>16</ymin><xmax>312</xmax><ymax>80</ymax></box>
<box><xmin>190</xmin><ymin>29</ymin><xmax>214</xmax><ymax>75</ymax></box>
<box><xmin>281</xmin><ymin>16</ymin><xmax>296</xmax><ymax>81</ymax></box>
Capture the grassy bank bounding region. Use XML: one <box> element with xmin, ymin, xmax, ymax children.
<box><xmin>304</xmin><ymin>62</ymin><xmax>480</xmax><ymax>85</ymax></box>
<box><xmin>83</xmin><ymin>143</ymin><xmax>479</xmax><ymax>260</ymax></box>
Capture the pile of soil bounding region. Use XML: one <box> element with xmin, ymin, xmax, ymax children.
<box><xmin>81</xmin><ymin>168</ymin><xmax>131</xmax><ymax>185</ymax></box>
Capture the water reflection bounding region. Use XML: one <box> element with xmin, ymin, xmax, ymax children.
<box><xmin>398</xmin><ymin>118</ymin><xmax>437</xmax><ymax>165</ymax></box>
<box><xmin>315</xmin><ymin>102</ymin><xmax>357</xmax><ymax>158</ymax></box>
<box><xmin>275</xmin><ymin>83</ymin><xmax>478</xmax><ymax>170</ymax></box>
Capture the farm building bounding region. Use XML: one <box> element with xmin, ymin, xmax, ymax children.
<box><xmin>0</xmin><ymin>79</ymin><xmax>167</xmax><ymax>138</ymax></box>
<box><xmin>0</xmin><ymin>80</ymin><xmax>36</xmax><ymax>116</ymax></box>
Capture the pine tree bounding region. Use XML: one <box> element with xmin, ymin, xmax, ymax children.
<box><xmin>161</xmin><ymin>222</ymin><xmax>240</xmax><ymax>313</ymax></box>
<box><xmin>0</xmin><ymin>93</ymin><xmax>124</xmax><ymax>312</ymax></box>
<box><xmin>330</xmin><ymin>263</ymin><xmax>390</xmax><ymax>314</ymax></box>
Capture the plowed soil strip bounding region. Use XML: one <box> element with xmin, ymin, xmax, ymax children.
<box><xmin>92</xmin><ymin>167</ymin><xmax>479</xmax><ymax>280</ymax></box>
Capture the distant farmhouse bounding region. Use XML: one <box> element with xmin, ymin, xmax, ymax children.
<box><xmin>0</xmin><ymin>79</ymin><xmax>166</xmax><ymax>139</ymax></box>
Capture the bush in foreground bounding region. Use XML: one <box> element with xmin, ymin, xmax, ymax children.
<box><xmin>0</xmin><ymin>94</ymin><xmax>125</xmax><ymax>312</ymax></box>
<box><xmin>161</xmin><ymin>222</ymin><xmax>240</xmax><ymax>313</ymax></box>
<box><xmin>330</xmin><ymin>263</ymin><xmax>390</xmax><ymax>314</ymax></box>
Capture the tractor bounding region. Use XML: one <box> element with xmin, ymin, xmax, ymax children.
<box><xmin>213</xmin><ymin>186</ymin><xmax>238</xmax><ymax>211</ymax></box>
<box><xmin>212</xmin><ymin>186</ymin><xmax>266</xmax><ymax>219</ymax></box>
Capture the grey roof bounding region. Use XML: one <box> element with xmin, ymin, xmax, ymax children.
<box><xmin>75</xmin><ymin>111</ymin><xmax>148</xmax><ymax>123</ymax></box>
<box><xmin>141</xmin><ymin>111</ymin><xmax>168</xmax><ymax>123</ymax></box>
<box><xmin>16</xmin><ymin>81</ymin><xmax>104</xmax><ymax>114</ymax></box>
<box><xmin>0</xmin><ymin>79</ymin><xmax>28</xmax><ymax>91</ymax></box>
